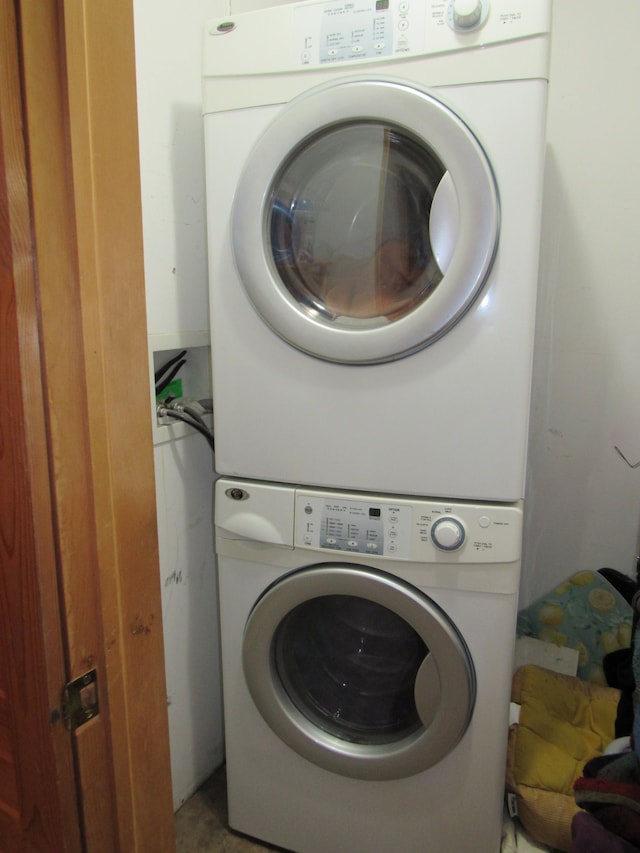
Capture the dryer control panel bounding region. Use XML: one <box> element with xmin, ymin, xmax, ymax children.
<box><xmin>294</xmin><ymin>0</ymin><xmax>427</xmax><ymax>66</ymax></box>
<box><xmin>204</xmin><ymin>0</ymin><xmax>551</xmax><ymax>83</ymax></box>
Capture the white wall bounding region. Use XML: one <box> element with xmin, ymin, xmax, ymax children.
<box><xmin>133</xmin><ymin>0</ymin><xmax>225</xmax><ymax>810</ymax></box>
<box><xmin>133</xmin><ymin>0</ymin><xmax>640</xmax><ymax>809</ymax></box>
<box><xmin>522</xmin><ymin>0</ymin><xmax>640</xmax><ymax>606</ymax></box>
<box><xmin>133</xmin><ymin>0</ymin><xmax>297</xmax><ymax>811</ymax></box>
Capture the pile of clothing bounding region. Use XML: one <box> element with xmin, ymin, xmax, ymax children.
<box><xmin>571</xmin><ymin>573</ymin><xmax>640</xmax><ymax>852</ymax></box>
<box><xmin>572</xmin><ymin>748</ymin><xmax>640</xmax><ymax>851</ymax></box>
<box><xmin>506</xmin><ymin>664</ymin><xmax>621</xmax><ymax>850</ymax></box>
<box><xmin>507</xmin><ymin>569</ymin><xmax>640</xmax><ymax>852</ymax></box>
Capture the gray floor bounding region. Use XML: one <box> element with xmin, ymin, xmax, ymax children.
<box><xmin>174</xmin><ymin>765</ymin><xmax>285</xmax><ymax>853</ymax></box>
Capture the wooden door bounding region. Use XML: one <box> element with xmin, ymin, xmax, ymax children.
<box><xmin>0</xmin><ymin>0</ymin><xmax>175</xmax><ymax>849</ymax></box>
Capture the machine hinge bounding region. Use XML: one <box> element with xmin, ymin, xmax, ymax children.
<box><xmin>62</xmin><ymin>668</ymin><xmax>99</xmax><ymax>732</ymax></box>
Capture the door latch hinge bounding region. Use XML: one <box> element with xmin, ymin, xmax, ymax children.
<box><xmin>62</xmin><ymin>668</ymin><xmax>99</xmax><ymax>732</ymax></box>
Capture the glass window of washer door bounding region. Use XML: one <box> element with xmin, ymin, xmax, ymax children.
<box><xmin>273</xmin><ymin>594</ymin><xmax>429</xmax><ymax>745</ymax></box>
<box><xmin>268</xmin><ymin>121</ymin><xmax>446</xmax><ymax>325</ymax></box>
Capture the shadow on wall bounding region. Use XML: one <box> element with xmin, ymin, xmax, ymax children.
<box><xmin>157</xmin><ymin>434</ymin><xmax>223</xmax><ymax>811</ymax></box>
<box><xmin>152</xmin><ymin>101</ymin><xmax>222</xmax><ymax>810</ymax></box>
<box><xmin>170</xmin><ymin>100</ymin><xmax>210</xmax><ymax>334</ymax></box>
<box><xmin>522</xmin><ymin>0</ymin><xmax>640</xmax><ymax>608</ymax></box>
<box><xmin>522</xmin><ymin>146</ymin><xmax>610</xmax><ymax>607</ymax></box>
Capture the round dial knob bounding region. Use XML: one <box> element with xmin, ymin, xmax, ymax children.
<box><xmin>431</xmin><ymin>517</ymin><xmax>466</xmax><ymax>551</ymax></box>
<box><xmin>450</xmin><ymin>0</ymin><xmax>484</xmax><ymax>30</ymax></box>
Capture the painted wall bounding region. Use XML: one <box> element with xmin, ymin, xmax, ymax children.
<box><xmin>133</xmin><ymin>0</ymin><xmax>640</xmax><ymax>808</ymax></box>
<box><xmin>133</xmin><ymin>0</ymin><xmax>225</xmax><ymax>810</ymax></box>
<box><xmin>522</xmin><ymin>1</ymin><xmax>640</xmax><ymax>606</ymax></box>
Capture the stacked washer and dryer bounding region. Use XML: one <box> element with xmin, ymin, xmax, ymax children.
<box><xmin>203</xmin><ymin>2</ymin><xmax>551</xmax><ymax>851</ymax></box>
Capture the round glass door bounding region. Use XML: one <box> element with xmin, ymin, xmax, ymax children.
<box><xmin>243</xmin><ymin>565</ymin><xmax>476</xmax><ymax>781</ymax></box>
<box><xmin>233</xmin><ymin>77</ymin><xmax>499</xmax><ymax>364</ymax></box>
<box><xmin>275</xmin><ymin>594</ymin><xmax>427</xmax><ymax>746</ymax></box>
<box><xmin>269</xmin><ymin>121</ymin><xmax>445</xmax><ymax>325</ymax></box>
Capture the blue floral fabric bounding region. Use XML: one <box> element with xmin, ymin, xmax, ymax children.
<box><xmin>517</xmin><ymin>571</ymin><xmax>633</xmax><ymax>684</ymax></box>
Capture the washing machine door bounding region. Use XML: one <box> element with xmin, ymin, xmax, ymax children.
<box><xmin>233</xmin><ymin>77</ymin><xmax>498</xmax><ymax>364</ymax></box>
<box><xmin>242</xmin><ymin>564</ymin><xmax>476</xmax><ymax>781</ymax></box>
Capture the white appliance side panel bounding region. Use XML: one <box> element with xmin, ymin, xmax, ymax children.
<box><xmin>205</xmin><ymin>80</ymin><xmax>547</xmax><ymax>501</ymax></box>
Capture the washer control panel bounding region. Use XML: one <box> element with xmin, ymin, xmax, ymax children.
<box><xmin>293</xmin><ymin>489</ymin><xmax>522</xmax><ymax>563</ymax></box>
<box><xmin>297</xmin><ymin>494</ymin><xmax>414</xmax><ymax>558</ymax></box>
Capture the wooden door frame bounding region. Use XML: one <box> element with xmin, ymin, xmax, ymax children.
<box><xmin>1</xmin><ymin>0</ymin><xmax>175</xmax><ymax>849</ymax></box>
<box><xmin>1</xmin><ymin>2</ymin><xmax>82</xmax><ymax>846</ymax></box>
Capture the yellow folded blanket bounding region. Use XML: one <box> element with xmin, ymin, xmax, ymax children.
<box><xmin>506</xmin><ymin>665</ymin><xmax>621</xmax><ymax>852</ymax></box>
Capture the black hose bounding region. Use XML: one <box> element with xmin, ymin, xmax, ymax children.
<box><xmin>155</xmin><ymin>349</ymin><xmax>187</xmax><ymax>384</ymax></box>
<box><xmin>182</xmin><ymin>404</ymin><xmax>208</xmax><ymax>429</ymax></box>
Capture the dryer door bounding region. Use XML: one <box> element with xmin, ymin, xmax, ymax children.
<box><xmin>233</xmin><ymin>77</ymin><xmax>498</xmax><ymax>364</ymax></box>
<box><xmin>242</xmin><ymin>564</ymin><xmax>476</xmax><ymax>781</ymax></box>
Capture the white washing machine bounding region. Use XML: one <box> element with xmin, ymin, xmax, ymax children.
<box><xmin>215</xmin><ymin>477</ymin><xmax>522</xmax><ymax>852</ymax></box>
<box><xmin>203</xmin><ymin>0</ymin><xmax>551</xmax><ymax>502</ymax></box>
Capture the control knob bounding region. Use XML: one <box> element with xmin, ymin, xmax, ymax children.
<box><xmin>431</xmin><ymin>516</ymin><xmax>466</xmax><ymax>551</ymax></box>
<box><xmin>448</xmin><ymin>0</ymin><xmax>486</xmax><ymax>31</ymax></box>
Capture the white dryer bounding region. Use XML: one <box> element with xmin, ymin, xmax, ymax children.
<box><xmin>215</xmin><ymin>477</ymin><xmax>523</xmax><ymax>852</ymax></box>
<box><xmin>203</xmin><ymin>0</ymin><xmax>551</xmax><ymax>502</ymax></box>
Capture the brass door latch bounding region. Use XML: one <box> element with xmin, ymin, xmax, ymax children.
<box><xmin>62</xmin><ymin>668</ymin><xmax>99</xmax><ymax>732</ymax></box>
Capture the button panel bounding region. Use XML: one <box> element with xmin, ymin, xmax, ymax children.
<box><xmin>294</xmin><ymin>489</ymin><xmax>523</xmax><ymax>563</ymax></box>
<box><xmin>297</xmin><ymin>494</ymin><xmax>413</xmax><ymax>558</ymax></box>
<box><xmin>294</xmin><ymin>0</ymin><xmax>427</xmax><ymax>67</ymax></box>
